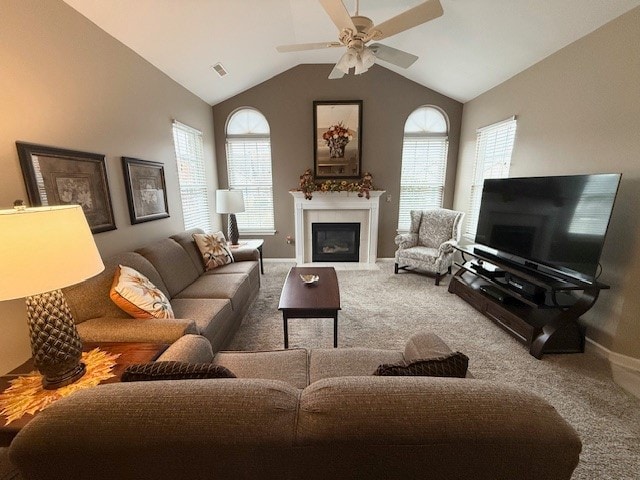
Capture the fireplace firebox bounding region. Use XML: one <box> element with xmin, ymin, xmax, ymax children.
<box><xmin>312</xmin><ymin>222</ymin><xmax>360</xmax><ymax>262</ymax></box>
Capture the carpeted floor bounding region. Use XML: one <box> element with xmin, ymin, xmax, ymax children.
<box><xmin>229</xmin><ymin>261</ymin><xmax>640</xmax><ymax>480</ymax></box>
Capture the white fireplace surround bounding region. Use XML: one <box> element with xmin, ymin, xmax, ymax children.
<box><xmin>290</xmin><ymin>191</ymin><xmax>385</xmax><ymax>265</ymax></box>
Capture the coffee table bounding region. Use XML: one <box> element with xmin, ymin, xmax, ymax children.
<box><xmin>278</xmin><ymin>266</ymin><xmax>341</xmax><ymax>348</ymax></box>
<box><xmin>0</xmin><ymin>342</ymin><xmax>168</xmax><ymax>446</ymax></box>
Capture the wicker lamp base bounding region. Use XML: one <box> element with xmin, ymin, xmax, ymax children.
<box><xmin>25</xmin><ymin>289</ymin><xmax>86</xmax><ymax>390</ymax></box>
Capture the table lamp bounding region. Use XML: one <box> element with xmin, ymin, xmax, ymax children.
<box><xmin>216</xmin><ymin>189</ymin><xmax>245</xmax><ymax>245</ymax></box>
<box><xmin>0</xmin><ymin>204</ymin><xmax>104</xmax><ymax>389</ymax></box>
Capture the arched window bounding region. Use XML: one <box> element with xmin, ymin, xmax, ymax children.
<box><xmin>225</xmin><ymin>108</ymin><xmax>275</xmax><ymax>233</ymax></box>
<box><xmin>397</xmin><ymin>106</ymin><xmax>449</xmax><ymax>231</ymax></box>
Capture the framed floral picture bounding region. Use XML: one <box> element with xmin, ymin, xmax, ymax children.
<box><xmin>16</xmin><ymin>142</ymin><xmax>116</xmax><ymax>233</ymax></box>
<box><xmin>121</xmin><ymin>157</ymin><xmax>170</xmax><ymax>224</ymax></box>
<box><xmin>313</xmin><ymin>100</ymin><xmax>362</xmax><ymax>179</ymax></box>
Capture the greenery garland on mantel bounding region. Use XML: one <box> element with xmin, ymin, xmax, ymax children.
<box><xmin>294</xmin><ymin>169</ymin><xmax>376</xmax><ymax>200</ymax></box>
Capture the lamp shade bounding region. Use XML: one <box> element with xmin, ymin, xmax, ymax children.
<box><xmin>0</xmin><ymin>205</ymin><xmax>104</xmax><ymax>301</ymax></box>
<box><xmin>216</xmin><ymin>189</ymin><xmax>245</xmax><ymax>214</ymax></box>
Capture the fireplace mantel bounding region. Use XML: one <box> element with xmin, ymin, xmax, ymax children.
<box><xmin>290</xmin><ymin>191</ymin><xmax>385</xmax><ymax>264</ymax></box>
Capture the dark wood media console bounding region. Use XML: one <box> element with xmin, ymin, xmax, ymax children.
<box><xmin>448</xmin><ymin>245</ymin><xmax>609</xmax><ymax>359</ymax></box>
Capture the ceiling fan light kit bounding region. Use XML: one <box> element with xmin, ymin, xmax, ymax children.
<box><xmin>276</xmin><ymin>0</ymin><xmax>443</xmax><ymax>79</ymax></box>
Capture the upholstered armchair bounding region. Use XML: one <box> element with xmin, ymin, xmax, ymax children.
<box><xmin>394</xmin><ymin>209</ymin><xmax>465</xmax><ymax>285</ymax></box>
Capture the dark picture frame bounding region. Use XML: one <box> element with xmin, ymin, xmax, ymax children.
<box><xmin>313</xmin><ymin>100</ymin><xmax>363</xmax><ymax>179</ymax></box>
<box><xmin>121</xmin><ymin>157</ymin><xmax>170</xmax><ymax>224</ymax></box>
<box><xmin>16</xmin><ymin>142</ymin><xmax>116</xmax><ymax>233</ymax></box>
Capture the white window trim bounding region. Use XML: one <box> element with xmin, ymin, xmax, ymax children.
<box><xmin>464</xmin><ymin>116</ymin><xmax>517</xmax><ymax>240</ymax></box>
<box><xmin>397</xmin><ymin>106</ymin><xmax>449</xmax><ymax>232</ymax></box>
<box><xmin>225</xmin><ymin>108</ymin><xmax>275</xmax><ymax>234</ymax></box>
<box><xmin>172</xmin><ymin>119</ymin><xmax>212</xmax><ymax>232</ymax></box>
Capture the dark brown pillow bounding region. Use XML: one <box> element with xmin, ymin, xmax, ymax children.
<box><xmin>121</xmin><ymin>361</ymin><xmax>236</xmax><ymax>382</ymax></box>
<box><xmin>373</xmin><ymin>352</ymin><xmax>469</xmax><ymax>378</ymax></box>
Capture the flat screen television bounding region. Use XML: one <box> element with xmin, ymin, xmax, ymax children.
<box><xmin>474</xmin><ymin>173</ymin><xmax>621</xmax><ymax>285</ymax></box>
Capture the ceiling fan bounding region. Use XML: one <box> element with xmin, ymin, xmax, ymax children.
<box><xmin>276</xmin><ymin>0</ymin><xmax>444</xmax><ymax>79</ymax></box>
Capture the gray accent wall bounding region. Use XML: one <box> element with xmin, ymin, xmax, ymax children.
<box><xmin>454</xmin><ymin>7</ymin><xmax>640</xmax><ymax>361</ymax></box>
<box><xmin>0</xmin><ymin>0</ymin><xmax>219</xmax><ymax>373</ymax></box>
<box><xmin>212</xmin><ymin>64</ymin><xmax>463</xmax><ymax>259</ymax></box>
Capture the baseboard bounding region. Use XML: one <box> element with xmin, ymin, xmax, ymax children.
<box><xmin>585</xmin><ymin>337</ymin><xmax>640</xmax><ymax>399</ymax></box>
<box><xmin>263</xmin><ymin>258</ymin><xmax>296</xmax><ymax>263</ymax></box>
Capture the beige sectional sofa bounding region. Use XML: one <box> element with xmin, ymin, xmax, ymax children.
<box><xmin>8</xmin><ymin>332</ymin><xmax>582</xmax><ymax>480</ymax></box>
<box><xmin>62</xmin><ymin>228</ymin><xmax>260</xmax><ymax>351</ymax></box>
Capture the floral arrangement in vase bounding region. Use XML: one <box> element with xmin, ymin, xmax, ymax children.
<box><xmin>295</xmin><ymin>169</ymin><xmax>376</xmax><ymax>200</ymax></box>
<box><xmin>322</xmin><ymin>122</ymin><xmax>353</xmax><ymax>158</ymax></box>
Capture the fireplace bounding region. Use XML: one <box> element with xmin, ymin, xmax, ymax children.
<box><xmin>312</xmin><ymin>222</ymin><xmax>361</xmax><ymax>262</ymax></box>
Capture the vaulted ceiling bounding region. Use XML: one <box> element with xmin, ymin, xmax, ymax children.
<box><xmin>63</xmin><ymin>0</ymin><xmax>640</xmax><ymax>105</ymax></box>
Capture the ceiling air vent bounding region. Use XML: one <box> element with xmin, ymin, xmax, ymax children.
<box><xmin>211</xmin><ymin>62</ymin><xmax>228</xmax><ymax>77</ymax></box>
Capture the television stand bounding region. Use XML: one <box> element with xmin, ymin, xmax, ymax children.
<box><xmin>448</xmin><ymin>245</ymin><xmax>609</xmax><ymax>359</ymax></box>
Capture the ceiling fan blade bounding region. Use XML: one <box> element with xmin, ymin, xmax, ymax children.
<box><xmin>371</xmin><ymin>0</ymin><xmax>443</xmax><ymax>41</ymax></box>
<box><xmin>276</xmin><ymin>41</ymin><xmax>342</xmax><ymax>53</ymax></box>
<box><xmin>319</xmin><ymin>0</ymin><xmax>356</xmax><ymax>32</ymax></box>
<box><xmin>369</xmin><ymin>43</ymin><xmax>418</xmax><ymax>69</ymax></box>
<box><xmin>328</xmin><ymin>65</ymin><xmax>346</xmax><ymax>80</ymax></box>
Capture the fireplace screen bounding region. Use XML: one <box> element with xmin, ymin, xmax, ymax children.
<box><xmin>312</xmin><ymin>222</ymin><xmax>361</xmax><ymax>262</ymax></box>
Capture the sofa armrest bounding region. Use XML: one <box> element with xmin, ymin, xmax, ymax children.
<box><xmin>231</xmin><ymin>246</ymin><xmax>259</xmax><ymax>262</ymax></box>
<box><xmin>76</xmin><ymin>317</ymin><xmax>197</xmax><ymax>344</ymax></box>
<box><xmin>394</xmin><ymin>233</ymin><xmax>418</xmax><ymax>249</ymax></box>
<box><xmin>438</xmin><ymin>239</ymin><xmax>457</xmax><ymax>256</ymax></box>
<box><xmin>403</xmin><ymin>331</ymin><xmax>453</xmax><ymax>362</ymax></box>
<box><xmin>156</xmin><ymin>334</ymin><xmax>214</xmax><ymax>363</ymax></box>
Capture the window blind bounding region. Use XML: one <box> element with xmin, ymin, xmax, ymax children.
<box><xmin>225</xmin><ymin>136</ymin><xmax>275</xmax><ymax>233</ymax></box>
<box><xmin>465</xmin><ymin>117</ymin><xmax>517</xmax><ymax>238</ymax></box>
<box><xmin>172</xmin><ymin>120</ymin><xmax>212</xmax><ymax>232</ymax></box>
<box><xmin>397</xmin><ymin>137</ymin><xmax>448</xmax><ymax>231</ymax></box>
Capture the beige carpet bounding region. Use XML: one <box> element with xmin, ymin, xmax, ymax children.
<box><xmin>229</xmin><ymin>261</ymin><xmax>640</xmax><ymax>480</ymax></box>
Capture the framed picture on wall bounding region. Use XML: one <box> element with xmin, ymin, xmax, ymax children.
<box><xmin>313</xmin><ymin>100</ymin><xmax>362</xmax><ymax>179</ymax></box>
<box><xmin>121</xmin><ymin>157</ymin><xmax>170</xmax><ymax>224</ymax></box>
<box><xmin>16</xmin><ymin>141</ymin><xmax>116</xmax><ymax>233</ymax></box>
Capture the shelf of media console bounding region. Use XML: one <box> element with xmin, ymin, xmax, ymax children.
<box><xmin>453</xmin><ymin>245</ymin><xmax>609</xmax><ymax>309</ymax></box>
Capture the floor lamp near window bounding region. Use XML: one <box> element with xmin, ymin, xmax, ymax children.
<box><xmin>216</xmin><ymin>189</ymin><xmax>245</xmax><ymax>245</ymax></box>
<box><xmin>0</xmin><ymin>205</ymin><xmax>104</xmax><ymax>389</ymax></box>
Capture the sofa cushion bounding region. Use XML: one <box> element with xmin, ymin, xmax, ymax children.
<box><xmin>110</xmin><ymin>265</ymin><xmax>174</xmax><ymax>319</ymax></box>
<box><xmin>213</xmin><ymin>349</ymin><xmax>309</xmax><ymax>389</ymax></box>
<box><xmin>170</xmin><ymin>228</ymin><xmax>207</xmax><ymax>275</ymax></box>
<box><xmin>373</xmin><ymin>352</ymin><xmax>469</xmax><ymax>378</ymax></box>
<box><xmin>309</xmin><ymin>348</ymin><xmax>404</xmax><ymax>384</ymax></box>
<box><xmin>204</xmin><ymin>260</ymin><xmax>261</xmax><ymax>294</ymax></box>
<box><xmin>121</xmin><ymin>361</ymin><xmax>236</xmax><ymax>382</ymax></box>
<box><xmin>76</xmin><ymin>316</ymin><xmax>197</xmax><ymax>344</ymax></box>
<box><xmin>174</xmin><ymin>273</ymin><xmax>250</xmax><ymax>312</ymax></box>
<box><xmin>170</xmin><ymin>298</ymin><xmax>234</xmax><ymax>351</ymax></box>
<box><xmin>193</xmin><ymin>232</ymin><xmax>234</xmax><ymax>270</ymax></box>
<box><xmin>136</xmin><ymin>238</ymin><xmax>200</xmax><ymax>297</ymax></box>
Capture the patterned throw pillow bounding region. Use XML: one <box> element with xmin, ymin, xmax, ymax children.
<box><xmin>110</xmin><ymin>265</ymin><xmax>175</xmax><ymax>319</ymax></box>
<box><xmin>193</xmin><ymin>232</ymin><xmax>234</xmax><ymax>271</ymax></box>
<box><xmin>121</xmin><ymin>361</ymin><xmax>236</xmax><ymax>382</ymax></box>
<box><xmin>373</xmin><ymin>351</ymin><xmax>469</xmax><ymax>378</ymax></box>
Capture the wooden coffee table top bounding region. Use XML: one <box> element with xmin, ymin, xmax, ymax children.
<box><xmin>0</xmin><ymin>342</ymin><xmax>168</xmax><ymax>447</ymax></box>
<box><xmin>278</xmin><ymin>267</ymin><xmax>341</xmax><ymax>311</ymax></box>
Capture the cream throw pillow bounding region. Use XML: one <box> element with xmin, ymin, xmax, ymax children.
<box><xmin>193</xmin><ymin>232</ymin><xmax>234</xmax><ymax>271</ymax></box>
<box><xmin>110</xmin><ymin>265</ymin><xmax>174</xmax><ymax>319</ymax></box>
